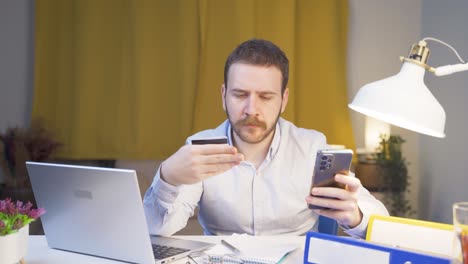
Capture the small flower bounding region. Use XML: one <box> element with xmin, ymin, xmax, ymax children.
<box><xmin>0</xmin><ymin>199</ymin><xmax>5</xmax><ymax>212</ymax></box>
<box><xmin>28</xmin><ymin>208</ymin><xmax>46</xmax><ymax>219</ymax></box>
<box><xmin>0</xmin><ymin>198</ymin><xmax>18</xmax><ymax>215</ymax></box>
<box><xmin>0</xmin><ymin>198</ymin><xmax>45</xmax><ymax>236</ymax></box>
<box><xmin>18</xmin><ymin>201</ymin><xmax>33</xmax><ymax>215</ymax></box>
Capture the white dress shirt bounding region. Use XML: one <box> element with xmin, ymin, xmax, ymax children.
<box><xmin>143</xmin><ymin>118</ymin><xmax>388</xmax><ymax>238</ymax></box>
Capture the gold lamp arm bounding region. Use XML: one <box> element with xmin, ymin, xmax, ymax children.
<box><xmin>399</xmin><ymin>40</ymin><xmax>436</xmax><ymax>72</ymax></box>
<box><xmin>400</xmin><ymin>37</ymin><xmax>468</xmax><ymax>76</ymax></box>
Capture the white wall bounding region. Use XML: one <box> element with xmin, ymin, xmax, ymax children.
<box><xmin>347</xmin><ymin>0</ymin><xmax>422</xmax><ymax>217</ymax></box>
<box><xmin>419</xmin><ymin>0</ymin><xmax>468</xmax><ymax>224</ymax></box>
<box><xmin>0</xmin><ymin>0</ymin><xmax>34</xmax><ymax>130</ymax></box>
<box><xmin>0</xmin><ymin>0</ymin><xmax>34</xmax><ymax>183</ymax></box>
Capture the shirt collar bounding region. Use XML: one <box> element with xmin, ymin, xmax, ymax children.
<box><xmin>225</xmin><ymin>120</ymin><xmax>281</xmax><ymax>162</ymax></box>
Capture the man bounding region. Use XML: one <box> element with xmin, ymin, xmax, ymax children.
<box><xmin>143</xmin><ymin>39</ymin><xmax>388</xmax><ymax>238</ymax></box>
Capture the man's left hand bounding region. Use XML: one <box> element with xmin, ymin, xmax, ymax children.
<box><xmin>305</xmin><ymin>174</ymin><xmax>363</xmax><ymax>228</ymax></box>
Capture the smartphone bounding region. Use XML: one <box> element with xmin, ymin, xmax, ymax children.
<box><xmin>190</xmin><ymin>136</ymin><xmax>228</xmax><ymax>145</ymax></box>
<box><xmin>308</xmin><ymin>149</ymin><xmax>353</xmax><ymax>210</ymax></box>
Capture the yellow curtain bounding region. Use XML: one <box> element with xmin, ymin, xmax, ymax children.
<box><xmin>33</xmin><ymin>0</ymin><xmax>354</xmax><ymax>160</ymax></box>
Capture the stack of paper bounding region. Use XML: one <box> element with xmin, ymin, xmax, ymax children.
<box><xmin>204</xmin><ymin>234</ymin><xmax>299</xmax><ymax>264</ymax></box>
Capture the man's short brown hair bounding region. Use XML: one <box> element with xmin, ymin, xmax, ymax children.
<box><xmin>224</xmin><ymin>39</ymin><xmax>289</xmax><ymax>94</ymax></box>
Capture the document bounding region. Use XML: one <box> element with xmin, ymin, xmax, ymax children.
<box><xmin>204</xmin><ymin>234</ymin><xmax>300</xmax><ymax>264</ymax></box>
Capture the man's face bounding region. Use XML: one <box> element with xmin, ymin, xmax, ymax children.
<box><xmin>222</xmin><ymin>63</ymin><xmax>289</xmax><ymax>144</ymax></box>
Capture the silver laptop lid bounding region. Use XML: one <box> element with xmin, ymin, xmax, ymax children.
<box><xmin>26</xmin><ymin>161</ymin><xmax>156</xmax><ymax>264</ymax></box>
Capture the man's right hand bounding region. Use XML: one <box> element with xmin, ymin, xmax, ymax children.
<box><xmin>160</xmin><ymin>144</ymin><xmax>244</xmax><ymax>186</ymax></box>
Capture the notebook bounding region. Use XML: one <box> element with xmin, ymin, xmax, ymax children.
<box><xmin>204</xmin><ymin>233</ymin><xmax>300</xmax><ymax>264</ymax></box>
<box><xmin>26</xmin><ymin>161</ymin><xmax>214</xmax><ymax>264</ymax></box>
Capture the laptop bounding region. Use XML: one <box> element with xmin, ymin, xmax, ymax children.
<box><xmin>26</xmin><ymin>161</ymin><xmax>214</xmax><ymax>264</ymax></box>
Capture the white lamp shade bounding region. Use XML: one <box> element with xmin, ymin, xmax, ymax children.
<box><xmin>349</xmin><ymin>62</ymin><xmax>446</xmax><ymax>138</ymax></box>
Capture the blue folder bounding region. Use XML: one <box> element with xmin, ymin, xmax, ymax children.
<box><xmin>304</xmin><ymin>232</ymin><xmax>452</xmax><ymax>264</ymax></box>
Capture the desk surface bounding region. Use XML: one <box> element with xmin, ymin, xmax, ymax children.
<box><xmin>26</xmin><ymin>235</ymin><xmax>305</xmax><ymax>263</ymax></box>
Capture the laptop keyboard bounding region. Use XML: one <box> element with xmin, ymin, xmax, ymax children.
<box><xmin>152</xmin><ymin>244</ymin><xmax>190</xmax><ymax>260</ymax></box>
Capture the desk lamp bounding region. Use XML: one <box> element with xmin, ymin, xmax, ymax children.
<box><xmin>348</xmin><ymin>37</ymin><xmax>468</xmax><ymax>138</ymax></box>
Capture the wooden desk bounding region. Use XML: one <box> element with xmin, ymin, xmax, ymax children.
<box><xmin>25</xmin><ymin>235</ymin><xmax>305</xmax><ymax>263</ymax></box>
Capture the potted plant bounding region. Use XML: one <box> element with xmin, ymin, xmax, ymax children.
<box><xmin>0</xmin><ymin>119</ymin><xmax>61</xmax><ymax>235</ymax></box>
<box><xmin>0</xmin><ymin>198</ymin><xmax>45</xmax><ymax>264</ymax></box>
<box><xmin>374</xmin><ymin>134</ymin><xmax>415</xmax><ymax>217</ymax></box>
<box><xmin>0</xmin><ymin>118</ymin><xmax>62</xmax><ymax>191</ymax></box>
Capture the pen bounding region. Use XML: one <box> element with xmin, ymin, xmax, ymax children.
<box><xmin>221</xmin><ymin>239</ymin><xmax>241</xmax><ymax>255</ymax></box>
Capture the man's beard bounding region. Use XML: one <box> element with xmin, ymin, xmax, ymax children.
<box><xmin>226</xmin><ymin>107</ymin><xmax>282</xmax><ymax>144</ymax></box>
